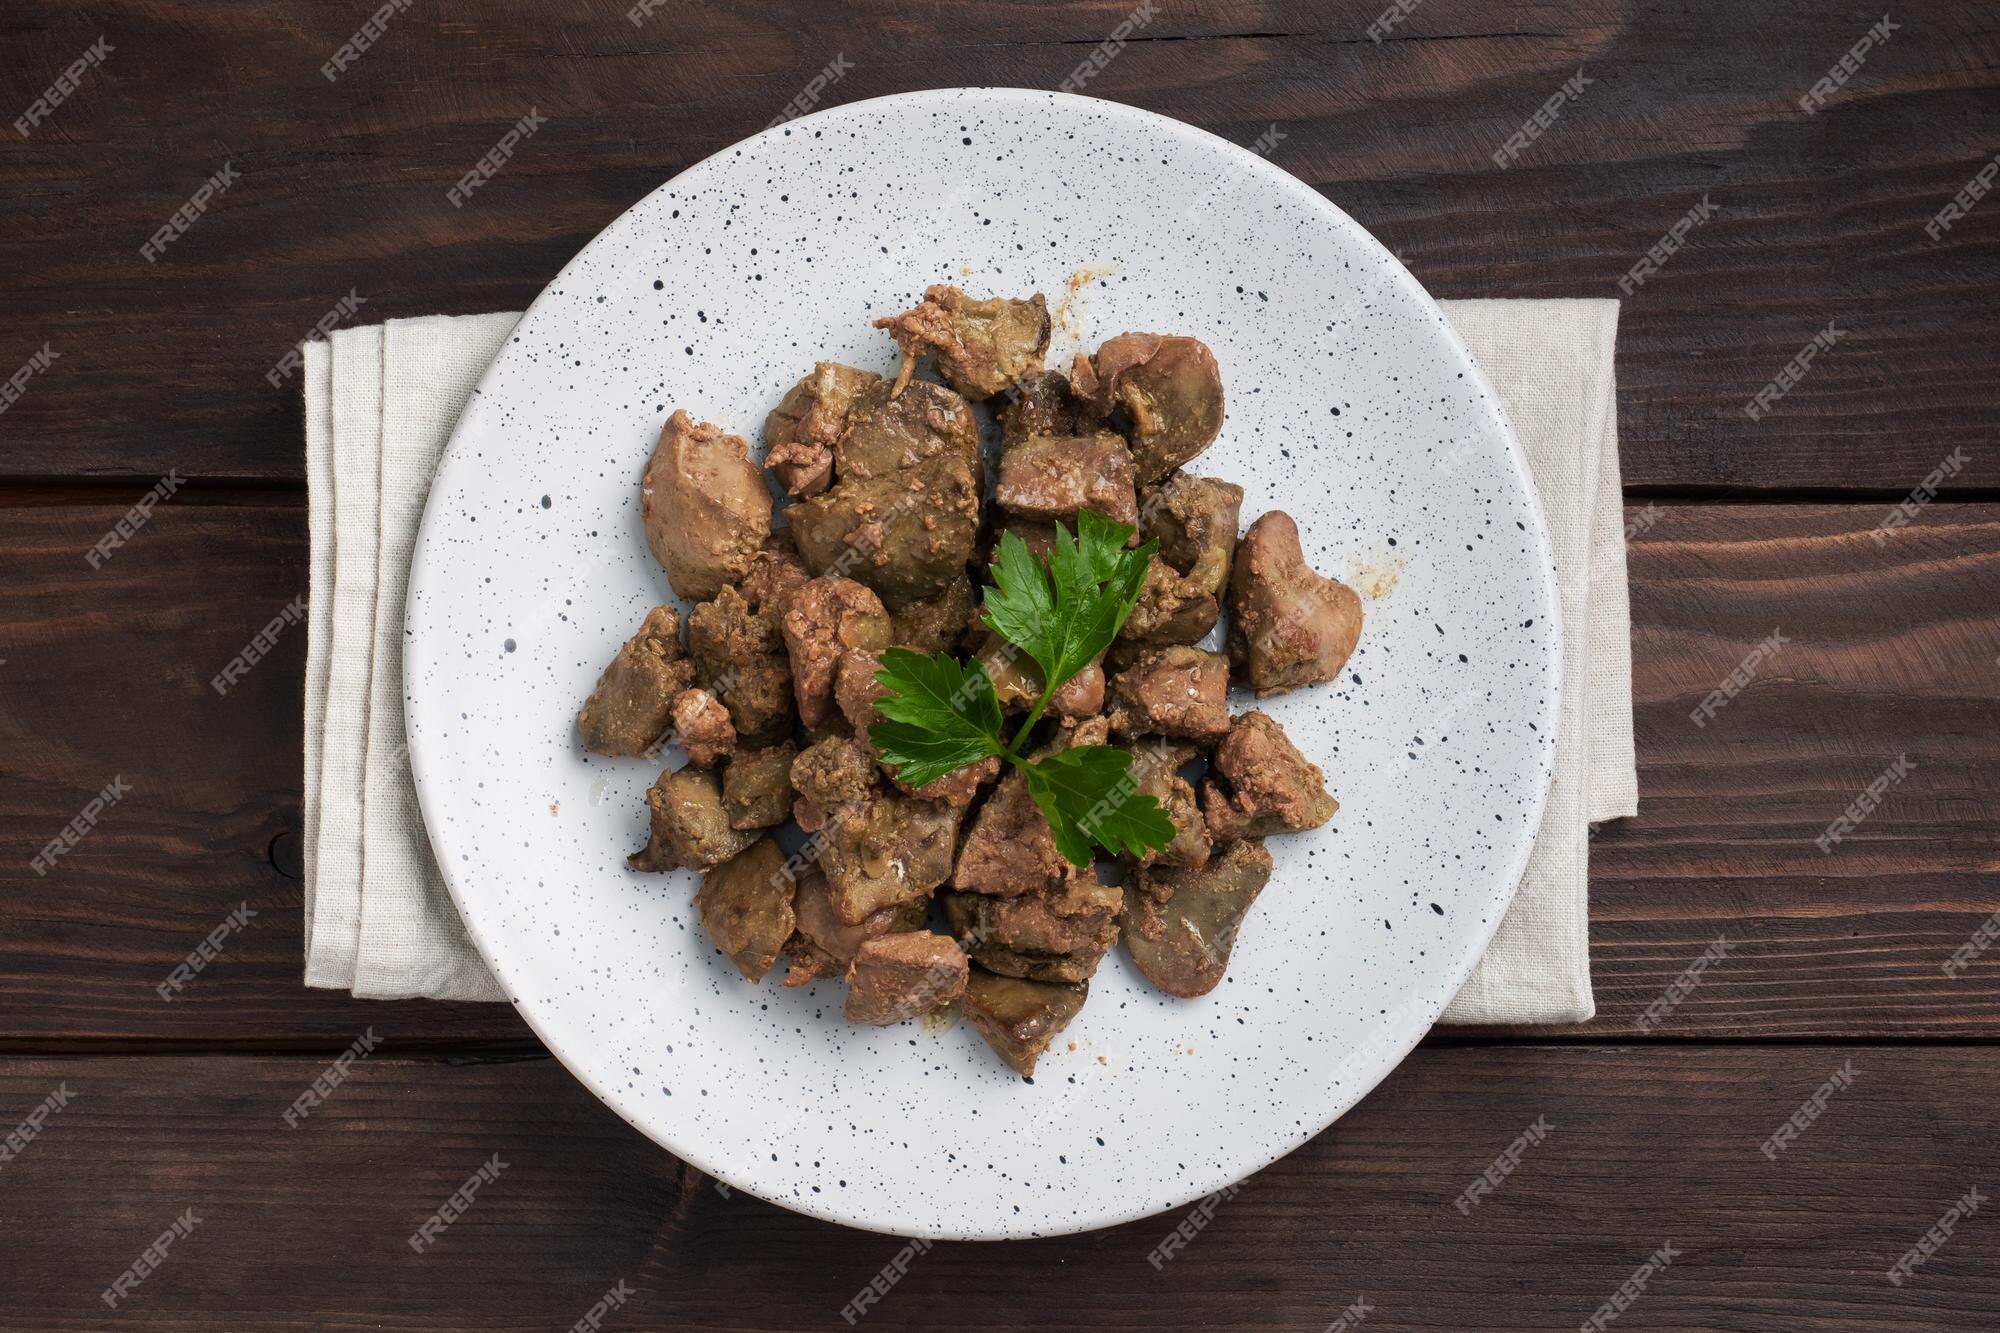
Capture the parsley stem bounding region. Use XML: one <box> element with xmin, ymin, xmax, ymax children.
<box><xmin>1006</xmin><ymin>685</ymin><xmax>1055</xmax><ymax>759</ymax></box>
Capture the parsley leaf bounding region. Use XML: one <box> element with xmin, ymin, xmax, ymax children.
<box><xmin>983</xmin><ymin>511</ymin><xmax>1157</xmax><ymax>698</ymax></box>
<box><xmin>868</xmin><ymin>647</ymin><xmax>1005</xmax><ymax>789</ymax></box>
<box><xmin>1024</xmin><ymin>745</ymin><xmax>1179</xmax><ymax>867</ymax></box>
<box><xmin>869</xmin><ymin>514</ymin><xmax>1176</xmax><ymax>865</ymax></box>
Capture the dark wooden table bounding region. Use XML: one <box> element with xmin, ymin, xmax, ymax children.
<box><xmin>4</xmin><ymin>1</ymin><xmax>1997</xmax><ymax>1328</ymax></box>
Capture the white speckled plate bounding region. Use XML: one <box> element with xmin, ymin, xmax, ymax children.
<box><xmin>406</xmin><ymin>88</ymin><xmax>1559</xmax><ymax>1240</ymax></box>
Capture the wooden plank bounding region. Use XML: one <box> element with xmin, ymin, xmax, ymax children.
<box><xmin>0</xmin><ymin>0</ymin><xmax>1993</xmax><ymax>487</ymax></box>
<box><xmin>0</xmin><ymin>499</ymin><xmax>533</xmax><ymax>1051</ymax></box>
<box><xmin>0</xmin><ymin>1045</ymin><xmax>1992</xmax><ymax>1328</ymax></box>
<box><xmin>1500</xmin><ymin>500</ymin><xmax>2000</xmax><ymax>1038</ymax></box>
<box><xmin>0</xmin><ymin>498</ymin><xmax>1994</xmax><ymax>1047</ymax></box>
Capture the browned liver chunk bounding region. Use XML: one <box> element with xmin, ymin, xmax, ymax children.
<box><xmin>788</xmin><ymin>735</ymin><xmax>877</xmax><ymax>833</ymax></box>
<box><xmin>1199</xmin><ymin>710</ymin><xmax>1339</xmax><ymax>840</ymax></box>
<box><xmin>669</xmin><ymin>687</ymin><xmax>735</xmax><ymax>767</ymax></box>
<box><xmin>721</xmin><ymin>742</ymin><xmax>797</xmax><ymax>830</ymax></box>
<box><xmin>951</xmin><ymin>770</ymin><xmax>1078</xmax><ymax>898</ymax></box>
<box><xmin>780</xmin><ymin>575</ymin><xmax>891</xmax><ymax>732</ymax></box>
<box><xmin>576</xmin><ymin>604</ymin><xmax>695</xmax><ymax>758</ymax></box>
<box><xmin>1118</xmin><ymin>736</ymin><xmax>1210</xmax><ymax>870</ymax></box>
<box><xmin>1106</xmin><ymin>645</ymin><xmax>1231</xmax><ymax>744</ymax></box>
<box><xmin>1070</xmin><ymin>333</ymin><xmax>1224</xmax><ymax>484</ymax></box>
<box><xmin>942</xmin><ymin>876</ymin><xmax>1121</xmax><ymax>984</ymax></box>
<box><xmin>1125</xmin><ymin>838</ymin><xmax>1273</xmax><ymax>998</ymax></box>
<box><xmin>998</xmin><ymin>369</ymin><xmax>1096</xmax><ymax>450</ymax></box>
<box><xmin>640</xmin><ymin>410</ymin><xmax>773</xmax><ymax>600</ymax></box>
<box><xmin>687</xmin><ymin>583</ymin><xmax>794</xmax><ymax>748</ymax></box>
<box><xmin>815</xmin><ymin>792</ymin><xmax>960</xmax><ymax>924</ymax></box>
<box><xmin>960</xmin><ymin>969</ymin><xmax>1088</xmax><ymax>1077</ymax></box>
<box><xmin>842</xmin><ymin>932</ymin><xmax>969</xmax><ymax>1025</ymax></box>
<box><xmin>832</xmin><ymin>648</ymin><xmax>888</xmax><ymax>737</ymax></box>
<box><xmin>740</xmin><ymin>529</ymin><xmax>811</xmax><ymax>612</ymax></box>
<box><xmin>782</xmin><ymin>867</ymin><xmax>926</xmax><ymax>986</ymax></box>
<box><xmin>886</xmin><ymin>576</ymin><xmax>976</xmax><ymax>655</ymax></box>
<box><xmin>764</xmin><ymin>362</ymin><xmax>880</xmax><ymax>498</ymax></box>
<box><xmin>694</xmin><ymin>836</ymin><xmax>794</xmax><ymax>982</ymax></box>
<box><xmin>1227</xmin><ymin>510</ymin><xmax>1363</xmax><ymax>695</ymax></box>
<box><xmin>628</xmin><ymin>767</ymin><xmax>759</xmax><ymax>872</ymax></box>
<box><xmin>1120</xmin><ymin>474</ymin><xmax>1244</xmax><ymax>647</ymax></box>
<box><xmin>873</xmin><ymin>286</ymin><xmax>1050</xmax><ymax>400</ymax></box>
<box><xmin>831</xmin><ymin>378</ymin><xmax>979</xmax><ymax>481</ymax></box>
<box><xmin>788</xmin><ymin>379</ymin><xmax>981</xmax><ymax>610</ymax></box>
<box><xmin>995</xmin><ymin>432</ymin><xmax>1139</xmax><ymax>529</ymax></box>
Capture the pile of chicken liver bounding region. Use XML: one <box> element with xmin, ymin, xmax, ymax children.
<box><xmin>578</xmin><ymin>285</ymin><xmax>1364</xmax><ymax>1076</ymax></box>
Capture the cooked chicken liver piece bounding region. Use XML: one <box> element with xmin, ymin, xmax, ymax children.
<box><xmin>764</xmin><ymin>362</ymin><xmax>881</xmax><ymax>498</ymax></box>
<box><xmin>832</xmin><ymin>378</ymin><xmax>979</xmax><ymax>481</ymax></box>
<box><xmin>942</xmin><ymin>877</ymin><xmax>1121</xmax><ymax>984</ymax></box>
<box><xmin>780</xmin><ymin>575</ymin><xmax>892</xmax><ymax>732</ymax></box>
<box><xmin>641</xmin><ymin>409</ymin><xmax>774</xmax><ymax>600</ymax></box>
<box><xmin>952</xmin><ymin>719</ymin><xmax>1112</xmax><ymax>896</ymax></box>
<box><xmin>739</xmin><ymin>529</ymin><xmax>811</xmax><ymax>614</ymax></box>
<box><xmin>998</xmin><ymin>369</ymin><xmax>1096</xmax><ymax>450</ymax></box>
<box><xmin>788</xmin><ymin>463</ymin><xmax>981</xmax><ymax>611</ymax></box>
<box><xmin>951</xmin><ymin>770</ymin><xmax>1072</xmax><ymax>899</ymax></box>
<box><xmin>576</xmin><ymin>604</ymin><xmax>695</xmax><ymax>758</ymax></box>
<box><xmin>1227</xmin><ymin>510</ymin><xmax>1363</xmax><ymax>694</ymax></box>
<box><xmin>994</xmin><ymin>432</ymin><xmax>1139</xmax><ymax>530</ymax></box>
<box><xmin>1119</xmin><ymin>474</ymin><xmax>1244</xmax><ymax>647</ymax></box>
<box><xmin>780</xmin><ymin>932</ymin><xmax>844</xmax><ymax>988</ymax></box>
<box><xmin>874</xmin><ymin>286</ymin><xmax>1050</xmax><ymax>400</ymax></box>
<box><xmin>721</xmin><ymin>742</ymin><xmax>797</xmax><ymax>830</ymax></box>
<box><xmin>960</xmin><ymin>968</ymin><xmax>1089</xmax><ymax>1077</ymax></box>
<box><xmin>1071</xmin><ymin>334</ymin><xmax>1224</xmax><ymax>484</ymax></box>
<box><xmin>788</xmin><ymin>735</ymin><xmax>877</xmax><ymax>833</ymax></box>
<box><xmin>816</xmin><ymin>792</ymin><xmax>962</xmax><ymax>925</ymax></box>
<box><xmin>686</xmin><ymin>584</ymin><xmax>795</xmax><ymax>748</ymax></box>
<box><xmin>684</xmin><ymin>534</ymin><xmax>801</xmax><ymax>750</ymax></box>
<box><xmin>1124</xmin><ymin>838</ymin><xmax>1272</xmax><ymax>998</ymax></box>
<box><xmin>843</xmin><ymin>932</ymin><xmax>969</xmax><ymax>1025</ymax></box>
<box><xmin>886</xmin><ymin>576</ymin><xmax>977</xmax><ymax>656</ymax></box>
<box><xmin>694</xmin><ymin>835</ymin><xmax>794</xmax><ymax>982</ymax></box>
<box><xmin>1118</xmin><ymin>735</ymin><xmax>1210</xmax><ymax>870</ymax></box>
<box><xmin>1199</xmin><ymin>710</ymin><xmax>1339</xmax><ymax>840</ymax></box>
<box><xmin>781</xmin><ymin>866</ymin><xmax>926</xmax><ymax>987</ymax></box>
<box><xmin>832</xmin><ymin>648</ymin><xmax>887</xmax><ymax>736</ymax></box>
<box><xmin>786</xmin><ymin>379</ymin><xmax>981</xmax><ymax>610</ymax></box>
<box><xmin>668</xmin><ymin>687</ymin><xmax>735</xmax><ymax>767</ymax></box>
<box><xmin>1106</xmin><ymin>645</ymin><xmax>1231</xmax><ymax>744</ymax></box>
<box><xmin>628</xmin><ymin>767</ymin><xmax>760</xmax><ymax>871</ymax></box>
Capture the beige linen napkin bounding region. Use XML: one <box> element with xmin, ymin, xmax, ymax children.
<box><xmin>302</xmin><ymin>301</ymin><xmax>1635</xmax><ymax>1019</ymax></box>
<box><xmin>304</xmin><ymin>315</ymin><xmax>516</xmax><ymax>1000</ymax></box>
<box><xmin>1438</xmin><ymin>299</ymin><xmax>1631</xmax><ymax>1025</ymax></box>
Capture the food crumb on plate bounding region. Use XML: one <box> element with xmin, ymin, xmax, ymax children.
<box><xmin>1345</xmin><ymin>551</ymin><xmax>1404</xmax><ymax>600</ymax></box>
<box><xmin>1053</xmin><ymin>262</ymin><xmax>1117</xmax><ymax>353</ymax></box>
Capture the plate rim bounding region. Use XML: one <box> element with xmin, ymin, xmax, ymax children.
<box><xmin>405</xmin><ymin>85</ymin><xmax>1564</xmax><ymax>1240</ymax></box>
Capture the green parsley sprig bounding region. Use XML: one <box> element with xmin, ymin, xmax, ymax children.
<box><xmin>869</xmin><ymin>511</ymin><xmax>1177</xmax><ymax>866</ymax></box>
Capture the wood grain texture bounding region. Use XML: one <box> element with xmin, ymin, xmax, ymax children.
<box><xmin>0</xmin><ymin>0</ymin><xmax>1995</xmax><ymax>487</ymax></box>
<box><xmin>1496</xmin><ymin>500</ymin><xmax>2000</xmax><ymax>1038</ymax></box>
<box><xmin>0</xmin><ymin>498</ymin><xmax>1993</xmax><ymax>1047</ymax></box>
<box><xmin>0</xmin><ymin>499</ymin><xmax>533</xmax><ymax>1052</ymax></box>
<box><xmin>0</xmin><ymin>1045</ymin><xmax>1994</xmax><ymax>1329</ymax></box>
